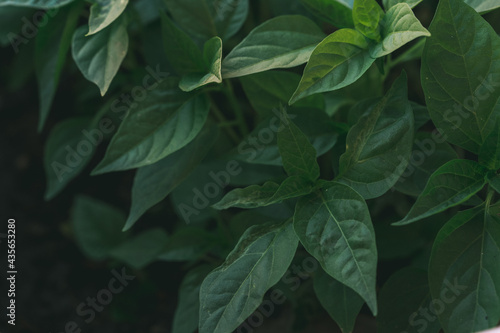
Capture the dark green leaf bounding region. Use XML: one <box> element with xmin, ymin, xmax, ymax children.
<box><xmin>313</xmin><ymin>267</ymin><xmax>364</xmax><ymax>333</ymax></box>
<box><xmin>479</xmin><ymin>118</ymin><xmax>500</xmax><ymax>170</ymax></box>
<box><xmin>289</xmin><ymin>29</ymin><xmax>375</xmax><ymax>104</ymax></box>
<box><xmin>160</xmin><ymin>11</ymin><xmax>205</xmax><ymax>75</ymax></box>
<box><xmin>394</xmin><ymin>132</ymin><xmax>458</xmax><ymax>196</ymax></box>
<box><xmin>179</xmin><ymin>36</ymin><xmax>223</xmax><ymax>92</ymax></box>
<box><xmin>213</xmin><ymin>175</ymin><xmax>313</xmax><ymax>210</ymax></box>
<box><xmin>421</xmin><ymin>0</ymin><xmax>500</xmax><ymax>153</ymax></box>
<box><xmin>222</xmin><ymin>15</ymin><xmax>325</xmax><ymax>78</ymax></box>
<box><xmin>235</xmin><ymin>108</ymin><xmax>338</xmax><ymax>166</ymax></box>
<box><xmin>124</xmin><ymin>122</ymin><xmax>218</xmax><ymax>231</ymax></box>
<box><xmin>337</xmin><ymin>72</ymin><xmax>414</xmax><ymax>199</ymax></box>
<box><xmin>87</xmin><ymin>0</ymin><xmax>129</xmax><ymax>35</ymax></box>
<box><xmin>164</xmin><ymin>0</ymin><xmax>248</xmax><ymax>41</ymax></box>
<box><xmin>294</xmin><ymin>181</ymin><xmax>378</xmax><ymax>314</ymax></box>
<box><xmin>71</xmin><ymin>195</ymin><xmax>128</xmax><ymax>260</ymax></box>
<box><xmin>199</xmin><ymin>221</ymin><xmax>298</xmax><ymax>333</ymax></box>
<box><xmin>299</xmin><ymin>0</ymin><xmax>354</xmax><ymax>28</ymax></box>
<box><xmin>173</xmin><ymin>265</ymin><xmax>214</xmax><ymax>333</ymax></box>
<box><xmin>240</xmin><ymin>71</ymin><xmax>324</xmax><ymax>119</ymax></box>
<box><xmin>72</xmin><ymin>18</ymin><xmax>129</xmax><ymax>95</ymax></box>
<box><xmin>36</xmin><ymin>4</ymin><xmax>80</xmax><ymax>131</ymax></box>
<box><xmin>429</xmin><ymin>205</ymin><xmax>500</xmax><ymax>332</ymax></box>
<box><xmin>44</xmin><ymin>117</ymin><xmax>96</xmax><ymax>200</ymax></box>
<box><xmin>277</xmin><ymin>108</ymin><xmax>320</xmax><ymax>181</ymax></box>
<box><xmin>92</xmin><ymin>78</ymin><xmax>210</xmax><ymax>175</ymax></box>
<box><xmin>394</xmin><ymin>159</ymin><xmax>489</xmax><ymax>225</ymax></box>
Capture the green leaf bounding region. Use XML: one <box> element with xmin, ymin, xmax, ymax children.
<box><xmin>109</xmin><ymin>228</ymin><xmax>169</xmax><ymax>269</ymax></box>
<box><xmin>289</xmin><ymin>29</ymin><xmax>375</xmax><ymax>104</ymax></box>
<box><xmin>429</xmin><ymin>205</ymin><xmax>500</xmax><ymax>332</ymax></box>
<box><xmin>71</xmin><ymin>18</ymin><xmax>129</xmax><ymax>96</ymax></box>
<box><xmin>0</xmin><ymin>0</ymin><xmax>74</xmax><ymax>8</ymax></box>
<box><xmin>173</xmin><ymin>265</ymin><xmax>214</xmax><ymax>333</ymax></box>
<box><xmin>313</xmin><ymin>267</ymin><xmax>364</xmax><ymax>333</ymax></box>
<box><xmin>36</xmin><ymin>3</ymin><xmax>80</xmax><ymax>131</ymax></box>
<box><xmin>124</xmin><ymin>122</ymin><xmax>218</xmax><ymax>231</ymax></box>
<box><xmin>421</xmin><ymin>0</ymin><xmax>500</xmax><ymax>154</ymax></box>
<box><xmin>92</xmin><ymin>78</ymin><xmax>210</xmax><ymax>175</ymax></box>
<box><xmin>299</xmin><ymin>0</ymin><xmax>354</xmax><ymax>28</ymax></box>
<box><xmin>221</xmin><ymin>15</ymin><xmax>325</xmax><ymax>79</ymax></box>
<box><xmin>87</xmin><ymin>0</ymin><xmax>129</xmax><ymax>35</ymax></box>
<box><xmin>71</xmin><ymin>195</ymin><xmax>128</xmax><ymax>260</ymax></box>
<box><xmin>353</xmin><ymin>0</ymin><xmax>384</xmax><ymax>42</ymax></box>
<box><xmin>479</xmin><ymin>118</ymin><xmax>500</xmax><ymax>170</ymax></box>
<box><xmin>164</xmin><ymin>0</ymin><xmax>248</xmax><ymax>41</ymax></box>
<box><xmin>235</xmin><ymin>108</ymin><xmax>338</xmax><ymax>166</ymax></box>
<box><xmin>199</xmin><ymin>221</ymin><xmax>298</xmax><ymax>333</ymax></box>
<box><xmin>382</xmin><ymin>0</ymin><xmax>422</xmax><ymax>10</ymax></box>
<box><xmin>337</xmin><ymin>72</ymin><xmax>414</xmax><ymax>199</ymax></box>
<box><xmin>488</xmin><ymin>174</ymin><xmax>500</xmax><ymax>194</ymax></box>
<box><xmin>160</xmin><ymin>11</ymin><xmax>205</xmax><ymax>75</ymax></box>
<box><xmin>393</xmin><ymin>159</ymin><xmax>489</xmax><ymax>226</ymax></box>
<box><xmin>179</xmin><ymin>36</ymin><xmax>223</xmax><ymax>92</ymax></box>
<box><xmin>394</xmin><ymin>132</ymin><xmax>458</xmax><ymax>197</ymax></box>
<box><xmin>213</xmin><ymin>175</ymin><xmax>313</xmax><ymax>210</ymax></box>
<box><xmin>294</xmin><ymin>181</ymin><xmax>378</xmax><ymax>314</ymax></box>
<box><xmin>377</xmin><ymin>267</ymin><xmax>441</xmax><ymax>333</ymax></box>
<box><xmin>44</xmin><ymin>117</ymin><xmax>96</xmax><ymax>200</ymax></box>
<box><xmin>369</xmin><ymin>3</ymin><xmax>430</xmax><ymax>58</ymax></box>
<box><xmin>240</xmin><ymin>71</ymin><xmax>324</xmax><ymax>119</ymax></box>
<box><xmin>464</xmin><ymin>0</ymin><xmax>500</xmax><ymax>14</ymax></box>
<box><xmin>277</xmin><ymin>108</ymin><xmax>320</xmax><ymax>181</ymax></box>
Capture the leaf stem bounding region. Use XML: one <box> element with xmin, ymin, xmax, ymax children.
<box><xmin>223</xmin><ymin>80</ymin><xmax>249</xmax><ymax>137</ymax></box>
<box><xmin>208</xmin><ymin>95</ymin><xmax>241</xmax><ymax>144</ymax></box>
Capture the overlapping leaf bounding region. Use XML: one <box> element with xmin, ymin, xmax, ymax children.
<box><xmin>199</xmin><ymin>221</ymin><xmax>298</xmax><ymax>333</ymax></box>
<box><xmin>164</xmin><ymin>0</ymin><xmax>248</xmax><ymax>40</ymax></box>
<box><xmin>313</xmin><ymin>268</ymin><xmax>364</xmax><ymax>333</ymax></box>
<box><xmin>429</xmin><ymin>204</ymin><xmax>500</xmax><ymax>332</ymax></box>
<box><xmin>92</xmin><ymin>78</ymin><xmax>210</xmax><ymax>175</ymax></box>
<box><xmin>369</xmin><ymin>3</ymin><xmax>430</xmax><ymax>58</ymax></box>
<box><xmin>289</xmin><ymin>29</ymin><xmax>375</xmax><ymax>104</ymax></box>
<box><xmin>87</xmin><ymin>0</ymin><xmax>128</xmax><ymax>35</ymax></box>
<box><xmin>337</xmin><ymin>72</ymin><xmax>414</xmax><ymax>199</ymax></box>
<box><xmin>72</xmin><ymin>18</ymin><xmax>129</xmax><ymax>95</ymax></box>
<box><xmin>421</xmin><ymin>0</ymin><xmax>500</xmax><ymax>153</ymax></box>
<box><xmin>222</xmin><ymin>15</ymin><xmax>325</xmax><ymax>78</ymax></box>
<box><xmin>294</xmin><ymin>181</ymin><xmax>378</xmax><ymax>314</ymax></box>
<box><xmin>36</xmin><ymin>4</ymin><xmax>80</xmax><ymax>131</ymax></box>
<box><xmin>394</xmin><ymin>159</ymin><xmax>489</xmax><ymax>225</ymax></box>
<box><xmin>300</xmin><ymin>0</ymin><xmax>354</xmax><ymax>28</ymax></box>
<box><xmin>124</xmin><ymin>122</ymin><xmax>218</xmax><ymax>231</ymax></box>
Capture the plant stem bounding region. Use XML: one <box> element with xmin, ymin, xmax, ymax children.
<box><xmin>208</xmin><ymin>95</ymin><xmax>241</xmax><ymax>144</ymax></box>
<box><xmin>223</xmin><ymin>80</ymin><xmax>249</xmax><ymax>137</ymax></box>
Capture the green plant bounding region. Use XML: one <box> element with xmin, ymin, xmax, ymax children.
<box><xmin>4</xmin><ymin>0</ymin><xmax>500</xmax><ymax>331</ymax></box>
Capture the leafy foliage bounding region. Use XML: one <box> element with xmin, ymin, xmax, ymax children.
<box><xmin>8</xmin><ymin>0</ymin><xmax>500</xmax><ymax>331</ymax></box>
